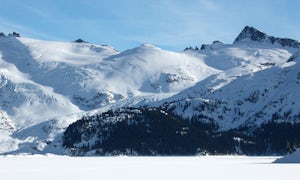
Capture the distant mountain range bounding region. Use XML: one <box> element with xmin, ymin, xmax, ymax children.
<box><xmin>0</xmin><ymin>26</ymin><xmax>300</xmax><ymax>155</ymax></box>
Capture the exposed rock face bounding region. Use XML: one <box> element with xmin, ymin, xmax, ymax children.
<box><xmin>234</xmin><ymin>26</ymin><xmax>267</xmax><ymax>42</ymax></box>
<box><xmin>74</xmin><ymin>39</ymin><xmax>87</xmax><ymax>43</ymax></box>
<box><xmin>234</xmin><ymin>26</ymin><xmax>300</xmax><ymax>48</ymax></box>
<box><xmin>200</xmin><ymin>40</ymin><xmax>224</xmax><ymax>50</ymax></box>
<box><xmin>8</xmin><ymin>32</ymin><xmax>20</xmax><ymax>37</ymax></box>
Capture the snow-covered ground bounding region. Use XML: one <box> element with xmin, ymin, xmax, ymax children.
<box><xmin>0</xmin><ymin>156</ymin><xmax>298</xmax><ymax>180</ymax></box>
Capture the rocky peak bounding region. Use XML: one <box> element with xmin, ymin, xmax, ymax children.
<box><xmin>200</xmin><ymin>40</ymin><xmax>224</xmax><ymax>50</ymax></box>
<box><xmin>74</xmin><ymin>39</ymin><xmax>87</xmax><ymax>43</ymax></box>
<box><xmin>184</xmin><ymin>46</ymin><xmax>199</xmax><ymax>51</ymax></box>
<box><xmin>8</xmin><ymin>32</ymin><xmax>20</xmax><ymax>37</ymax></box>
<box><xmin>234</xmin><ymin>26</ymin><xmax>300</xmax><ymax>48</ymax></box>
<box><xmin>234</xmin><ymin>26</ymin><xmax>267</xmax><ymax>43</ymax></box>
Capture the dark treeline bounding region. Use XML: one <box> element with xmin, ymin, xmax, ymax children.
<box><xmin>63</xmin><ymin>108</ymin><xmax>300</xmax><ymax>156</ymax></box>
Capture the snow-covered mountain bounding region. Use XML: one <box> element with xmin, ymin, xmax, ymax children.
<box><xmin>0</xmin><ymin>26</ymin><xmax>300</xmax><ymax>155</ymax></box>
<box><xmin>162</xmin><ymin>44</ymin><xmax>300</xmax><ymax>130</ymax></box>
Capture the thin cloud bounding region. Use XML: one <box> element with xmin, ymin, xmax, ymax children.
<box><xmin>198</xmin><ymin>0</ymin><xmax>220</xmax><ymax>11</ymax></box>
<box><xmin>0</xmin><ymin>17</ymin><xmax>59</xmax><ymax>40</ymax></box>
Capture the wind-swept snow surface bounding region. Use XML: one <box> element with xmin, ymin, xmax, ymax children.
<box><xmin>0</xmin><ymin>156</ymin><xmax>298</xmax><ymax>180</ymax></box>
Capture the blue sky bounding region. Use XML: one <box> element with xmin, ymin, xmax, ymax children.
<box><xmin>0</xmin><ymin>0</ymin><xmax>299</xmax><ymax>51</ymax></box>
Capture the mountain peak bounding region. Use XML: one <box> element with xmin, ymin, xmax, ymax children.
<box><xmin>134</xmin><ymin>43</ymin><xmax>161</xmax><ymax>51</ymax></box>
<box><xmin>234</xmin><ymin>26</ymin><xmax>300</xmax><ymax>48</ymax></box>
<box><xmin>234</xmin><ymin>26</ymin><xmax>267</xmax><ymax>43</ymax></box>
<box><xmin>140</xmin><ymin>43</ymin><xmax>158</xmax><ymax>49</ymax></box>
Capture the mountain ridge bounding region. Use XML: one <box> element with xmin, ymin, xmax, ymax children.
<box><xmin>234</xmin><ymin>26</ymin><xmax>300</xmax><ymax>48</ymax></box>
<box><xmin>0</xmin><ymin>26</ymin><xmax>299</xmax><ymax>155</ymax></box>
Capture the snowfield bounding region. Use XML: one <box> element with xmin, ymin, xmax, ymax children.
<box><xmin>0</xmin><ymin>156</ymin><xmax>298</xmax><ymax>180</ymax></box>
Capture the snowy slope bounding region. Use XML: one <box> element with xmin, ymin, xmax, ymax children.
<box><xmin>0</xmin><ymin>110</ymin><xmax>16</xmax><ymax>153</ymax></box>
<box><xmin>0</xmin><ymin>55</ymin><xmax>81</xmax><ymax>128</ymax></box>
<box><xmin>0</xmin><ymin>37</ymin><xmax>120</xmax><ymax>110</ymax></box>
<box><xmin>102</xmin><ymin>44</ymin><xmax>219</xmax><ymax>94</ymax></box>
<box><xmin>154</xmin><ymin>26</ymin><xmax>300</xmax><ymax>130</ymax></box>
<box><xmin>0</xmin><ymin>36</ymin><xmax>218</xmax><ymax>110</ymax></box>
<box><xmin>162</xmin><ymin>48</ymin><xmax>299</xmax><ymax>130</ymax></box>
<box><xmin>0</xmin><ymin>35</ymin><xmax>218</xmax><ymax>154</ymax></box>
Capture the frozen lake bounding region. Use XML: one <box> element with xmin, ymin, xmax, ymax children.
<box><xmin>0</xmin><ymin>155</ymin><xmax>298</xmax><ymax>180</ymax></box>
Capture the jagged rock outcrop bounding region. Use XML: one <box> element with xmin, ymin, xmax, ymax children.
<box><xmin>74</xmin><ymin>39</ymin><xmax>87</xmax><ymax>43</ymax></box>
<box><xmin>200</xmin><ymin>40</ymin><xmax>224</xmax><ymax>50</ymax></box>
<box><xmin>8</xmin><ymin>32</ymin><xmax>20</xmax><ymax>37</ymax></box>
<box><xmin>234</xmin><ymin>26</ymin><xmax>300</xmax><ymax>48</ymax></box>
<box><xmin>184</xmin><ymin>46</ymin><xmax>199</xmax><ymax>51</ymax></box>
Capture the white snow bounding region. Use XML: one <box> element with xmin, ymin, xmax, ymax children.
<box><xmin>163</xmin><ymin>46</ymin><xmax>299</xmax><ymax>130</ymax></box>
<box><xmin>0</xmin><ymin>36</ymin><xmax>219</xmax><ymax>127</ymax></box>
<box><xmin>18</xmin><ymin>37</ymin><xmax>119</xmax><ymax>65</ymax></box>
<box><xmin>0</xmin><ymin>156</ymin><xmax>297</xmax><ymax>180</ymax></box>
